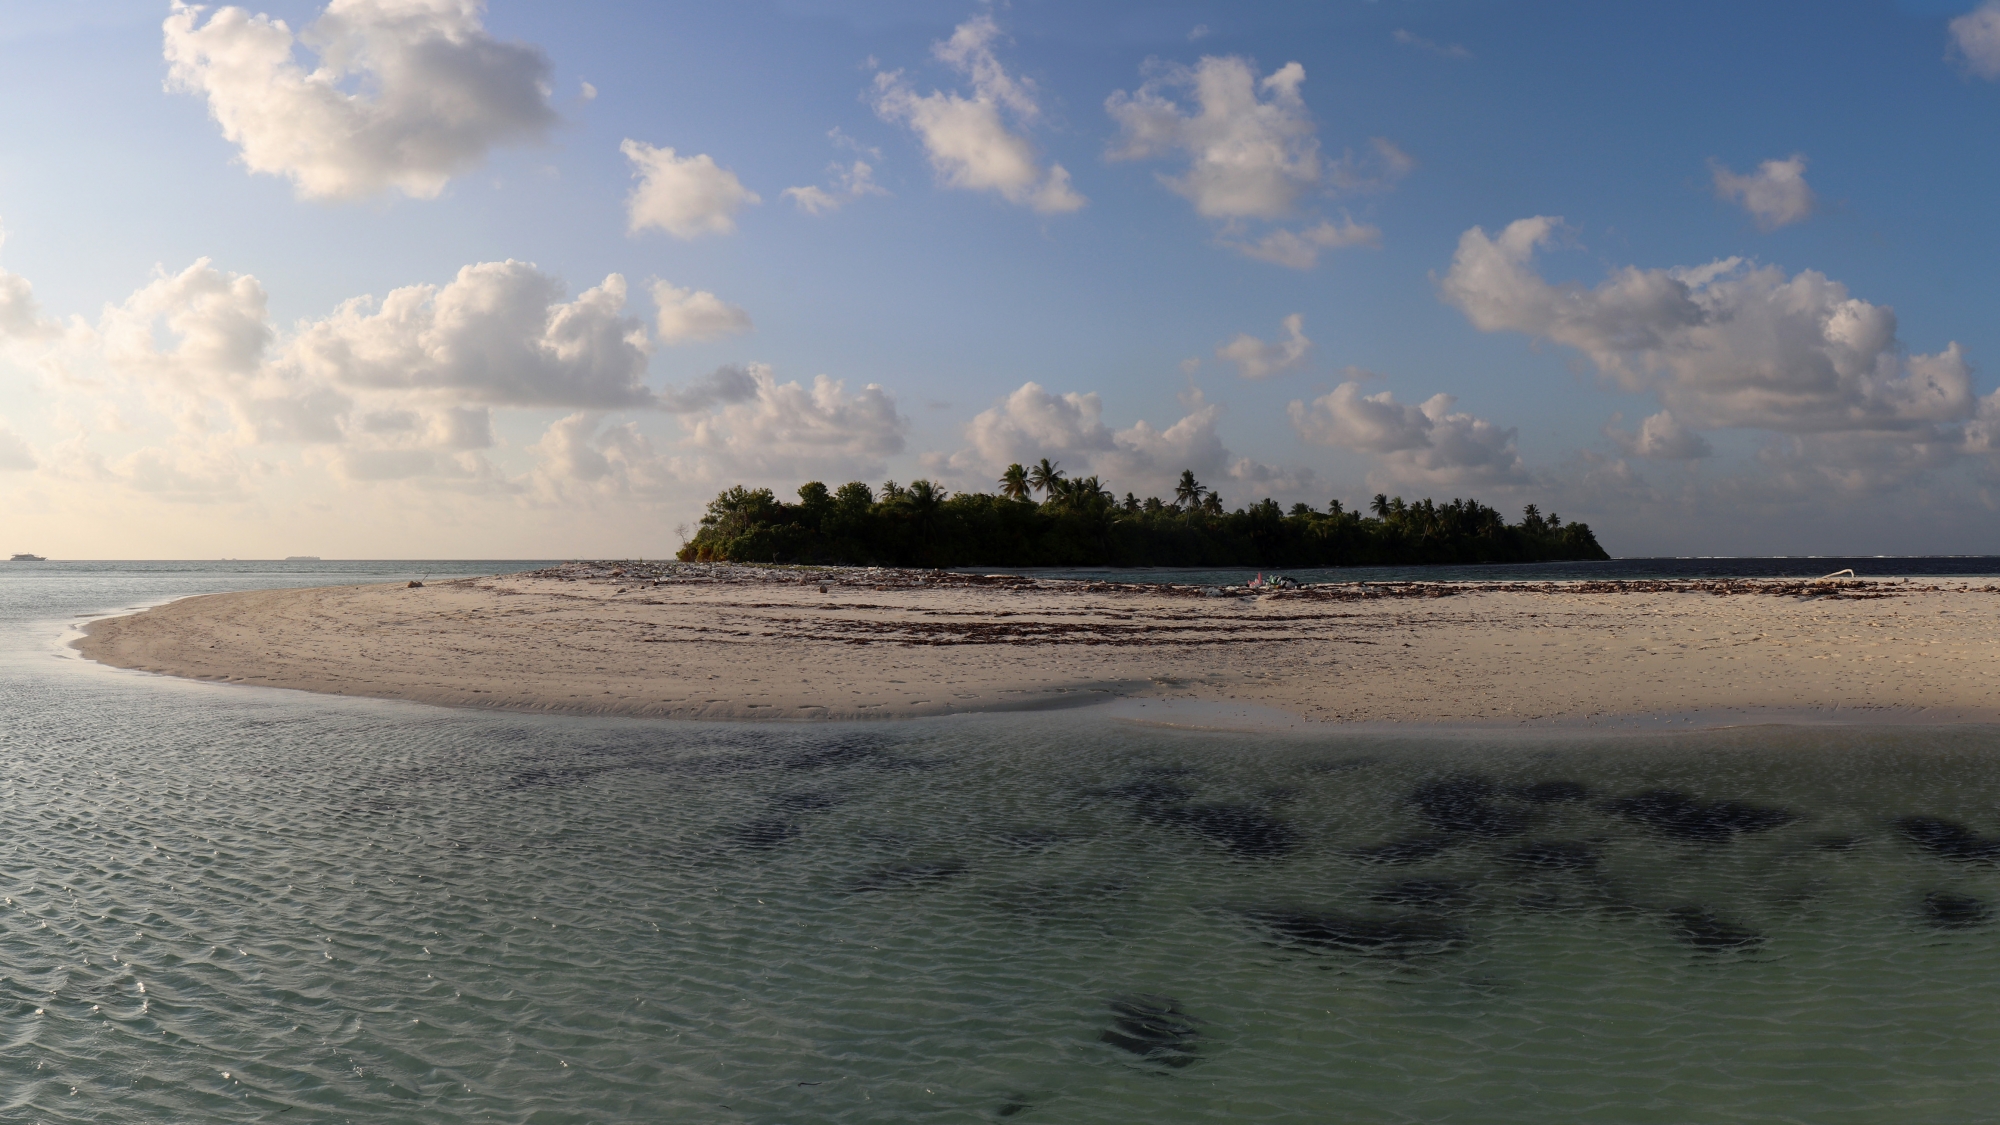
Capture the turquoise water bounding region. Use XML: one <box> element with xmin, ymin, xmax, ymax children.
<box><xmin>6</xmin><ymin>565</ymin><xmax>2000</xmax><ymax>1122</ymax></box>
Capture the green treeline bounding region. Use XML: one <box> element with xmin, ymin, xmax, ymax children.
<box><xmin>677</xmin><ymin>462</ymin><xmax>1610</xmax><ymax>569</ymax></box>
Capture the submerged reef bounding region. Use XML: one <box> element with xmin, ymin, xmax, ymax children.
<box><xmin>1408</xmin><ymin>776</ymin><xmax>1530</xmax><ymax>839</ymax></box>
<box><xmin>1608</xmin><ymin>789</ymin><xmax>1796</xmax><ymax>842</ymax></box>
<box><xmin>1105</xmin><ymin>778</ymin><xmax>1299</xmax><ymax>858</ymax></box>
<box><xmin>1246</xmin><ymin>910</ymin><xmax>1470</xmax><ymax>957</ymax></box>
<box><xmin>1920</xmin><ymin>892</ymin><xmax>1991</xmax><ymax>928</ymax></box>
<box><xmin>1665</xmin><ymin>907</ymin><xmax>1765</xmax><ymax>951</ymax></box>
<box><xmin>1100</xmin><ymin>995</ymin><xmax>1201</xmax><ymax>1068</ymax></box>
<box><xmin>1896</xmin><ymin>816</ymin><xmax>2000</xmax><ymax>861</ymax></box>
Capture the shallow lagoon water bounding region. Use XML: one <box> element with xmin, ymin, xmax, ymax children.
<box><xmin>7</xmin><ymin>566</ymin><xmax>2000</xmax><ymax>1122</ymax></box>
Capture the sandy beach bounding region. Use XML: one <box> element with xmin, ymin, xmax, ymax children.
<box><xmin>73</xmin><ymin>562</ymin><xmax>2000</xmax><ymax>727</ymax></box>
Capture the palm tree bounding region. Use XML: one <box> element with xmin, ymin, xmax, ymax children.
<box><xmin>1370</xmin><ymin>493</ymin><xmax>1391</xmax><ymax>518</ymax></box>
<box><xmin>998</xmin><ymin>463</ymin><xmax>1030</xmax><ymax>501</ymax></box>
<box><xmin>1173</xmin><ymin>470</ymin><xmax>1205</xmax><ymax>511</ymax></box>
<box><xmin>1027</xmin><ymin>458</ymin><xmax>1064</xmax><ymax>498</ymax></box>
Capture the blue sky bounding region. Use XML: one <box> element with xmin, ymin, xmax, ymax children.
<box><xmin>2</xmin><ymin>0</ymin><xmax>1999</xmax><ymax>557</ymax></box>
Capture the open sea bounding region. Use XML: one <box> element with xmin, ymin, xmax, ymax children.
<box><xmin>7</xmin><ymin>559</ymin><xmax>2000</xmax><ymax>1123</ymax></box>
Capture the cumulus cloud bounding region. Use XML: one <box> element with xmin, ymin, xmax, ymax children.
<box><xmin>1226</xmin><ymin>216</ymin><xmax>1379</xmax><ymax>269</ymax></box>
<box><xmin>1711</xmin><ymin>154</ymin><xmax>1815</xmax><ymax>230</ymax></box>
<box><xmin>162</xmin><ymin>0</ymin><xmax>558</xmax><ymax>201</ymax></box>
<box><xmin>1606</xmin><ymin>410</ymin><xmax>1713</xmax><ymax>460</ymax></box>
<box><xmin>290</xmin><ymin>261</ymin><xmax>655</xmax><ymax>408</ymax></box>
<box><xmin>1290</xmin><ymin>382</ymin><xmax>1529</xmax><ymax>488</ymax></box>
<box><xmin>621</xmin><ymin>140</ymin><xmax>761</xmax><ymax>238</ymax></box>
<box><xmin>676</xmin><ymin>364</ymin><xmax>907</xmax><ymax>481</ymax></box>
<box><xmin>0</xmin><ymin>270</ymin><xmax>42</xmax><ymax>338</ymax></box>
<box><xmin>657</xmin><ymin>363</ymin><xmax>761</xmax><ymax>413</ymax></box>
<box><xmin>1216</xmin><ymin>313</ymin><xmax>1312</xmax><ymax>378</ymax></box>
<box><xmin>1106</xmin><ymin>55</ymin><xmax>1318</xmax><ymax>219</ymax></box>
<box><xmin>651</xmin><ymin>281</ymin><xmax>752</xmax><ymax>344</ymax></box>
<box><xmin>960</xmin><ymin>382</ymin><xmax>1116</xmax><ymax>467</ymax></box>
<box><xmin>97</xmin><ymin>258</ymin><xmax>351</xmax><ymax>444</ymax></box>
<box><xmin>1439</xmin><ymin>216</ymin><xmax>1975</xmax><ymax>436</ymax></box>
<box><xmin>1</xmin><ymin>226</ymin><xmax>57</xmax><ymax>341</ymax></box>
<box><xmin>872</xmin><ymin>15</ymin><xmax>1084</xmax><ymax>214</ymax></box>
<box><xmin>1330</xmin><ymin>137</ymin><xmax>1416</xmax><ymax>194</ymax></box>
<box><xmin>1950</xmin><ymin>0</ymin><xmax>2000</xmax><ymax>79</ymax></box>
<box><xmin>0</xmin><ymin>421</ymin><xmax>35</xmax><ymax>471</ymax></box>
<box><xmin>529</xmin><ymin>412</ymin><xmax>661</xmax><ymax>489</ymax></box>
<box><xmin>949</xmin><ymin>381</ymin><xmax>1294</xmax><ymax>500</ymax></box>
<box><xmin>783</xmin><ymin>160</ymin><xmax>888</xmax><ymax>214</ymax></box>
<box><xmin>1108</xmin><ymin>58</ymin><xmax>1404</xmax><ymax>266</ymax></box>
<box><xmin>0</xmin><ymin>254</ymin><xmax>922</xmax><ymax>517</ymax></box>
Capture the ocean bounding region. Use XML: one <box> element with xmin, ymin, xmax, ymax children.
<box><xmin>5</xmin><ymin>561</ymin><xmax>2000</xmax><ymax>1122</ymax></box>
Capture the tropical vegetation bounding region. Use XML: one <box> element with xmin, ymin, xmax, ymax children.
<box><xmin>676</xmin><ymin>462</ymin><xmax>1609</xmax><ymax>568</ymax></box>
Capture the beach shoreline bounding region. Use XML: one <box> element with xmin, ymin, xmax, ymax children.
<box><xmin>72</xmin><ymin>562</ymin><xmax>2000</xmax><ymax>728</ymax></box>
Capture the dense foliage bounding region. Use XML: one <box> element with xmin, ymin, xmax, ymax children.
<box><xmin>677</xmin><ymin>464</ymin><xmax>1609</xmax><ymax>569</ymax></box>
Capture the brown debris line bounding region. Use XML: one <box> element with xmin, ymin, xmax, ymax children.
<box><xmin>530</xmin><ymin>560</ymin><xmax>1987</xmax><ymax>601</ymax></box>
<box><xmin>758</xmin><ymin>615</ymin><xmax>1380</xmax><ymax>647</ymax></box>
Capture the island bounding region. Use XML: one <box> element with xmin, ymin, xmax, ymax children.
<box><xmin>676</xmin><ymin>471</ymin><xmax>1609</xmax><ymax>568</ymax></box>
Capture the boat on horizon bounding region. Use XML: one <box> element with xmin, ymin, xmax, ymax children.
<box><xmin>9</xmin><ymin>553</ymin><xmax>46</xmax><ymax>562</ymax></box>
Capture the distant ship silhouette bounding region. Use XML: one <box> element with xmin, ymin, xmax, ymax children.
<box><xmin>9</xmin><ymin>553</ymin><xmax>46</xmax><ymax>562</ymax></box>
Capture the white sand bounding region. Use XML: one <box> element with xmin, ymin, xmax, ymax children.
<box><xmin>74</xmin><ymin>564</ymin><xmax>2000</xmax><ymax>726</ymax></box>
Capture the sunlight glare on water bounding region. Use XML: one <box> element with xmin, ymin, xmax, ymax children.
<box><xmin>5</xmin><ymin>564</ymin><xmax>2000</xmax><ymax>1122</ymax></box>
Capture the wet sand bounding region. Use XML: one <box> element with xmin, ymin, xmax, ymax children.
<box><xmin>73</xmin><ymin>562</ymin><xmax>2000</xmax><ymax>726</ymax></box>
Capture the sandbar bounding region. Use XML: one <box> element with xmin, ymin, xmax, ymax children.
<box><xmin>73</xmin><ymin>563</ymin><xmax>2000</xmax><ymax>727</ymax></box>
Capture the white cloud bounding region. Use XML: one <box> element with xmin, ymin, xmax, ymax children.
<box><xmin>1607</xmin><ymin>410</ymin><xmax>1712</xmax><ymax>460</ymax></box>
<box><xmin>1108</xmin><ymin>58</ymin><xmax>1403</xmax><ymax>266</ymax></box>
<box><xmin>1287</xmin><ymin>382</ymin><xmax>1432</xmax><ymax>452</ymax></box>
<box><xmin>1711</xmin><ymin>154</ymin><xmax>1815</xmax><ymax>230</ymax></box>
<box><xmin>1289</xmin><ymin>382</ymin><xmax>1528</xmax><ymax>489</ymax></box>
<box><xmin>657</xmin><ymin>363</ymin><xmax>760</xmax><ymax>413</ymax></box>
<box><xmin>0</xmin><ymin>420</ymin><xmax>34</xmax><ymax>471</ymax></box>
<box><xmin>1950</xmin><ymin>0</ymin><xmax>2000</xmax><ymax>79</ymax></box>
<box><xmin>651</xmin><ymin>281</ymin><xmax>752</xmax><ymax>344</ymax></box>
<box><xmin>1216</xmin><ymin>313</ymin><xmax>1312</xmax><ymax>378</ymax></box>
<box><xmin>1226</xmin><ymin>217</ymin><xmax>1380</xmax><ymax>268</ymax></box>
<box><xmin>1106</xmin><ymin>55</ymin><xmax>1318</xmax><ymax>219</ymax></box>
<box><xmin>0</xmin><ymin>268</ymin><xmax>46</xmax><ymax>339</ymax></box>
<box><xmin>1438</xmin><ymin>216</ymin><xmax>1974</xmax><ymax>435</ymax></box>
<box><xmin>1</xmin><ymin>224</ymin><xmax>57</xmax><ymax>340</ymax></box>
<box><xmin>783</xmin><ymin>161</ymin><xmax>888</xmax><ymax>215</ymax></box>
<box><xmin>620</xmin><ymin>140</ymin><xmax>761</xmax><ymax>238</ymax></box>
<box><xmin>872</xmin><ymin>15</ymin><xmax>1084</xmax><ymax>214</ymax></box>
<box><xmin>1330</xmin><ymin>137</ymin><xmax>1416</xmax><ymax>193</ymax></box>
<box><xmin>960</xmin><ymin>381</ymin><xmax>1116</xmax><ymax>467</ymax></box>
<box><xmin>948</xmin><ymin>381</ymin><xmax>1296</xmax><ymax>500</ymax></box>
<box><xmin>1393</xmin><ymin>29</ymin><xmax>1471</xmax><ymax>59</ymax></box>
<box><xmin>290</xmin><ymin>260</ymin><xmax>655</xmax><ymax>408</ymax></box>
<box><xmin>97</xmin><ymin>258</ymin><xmax>350</xmax><ymax>445</ymax></box>
<box><xmin>677</xmin><ymin>364</ymin><xmax>907</xmax><ymax>480</ymax></box>
<box><xmin>532</xmin><ymin>368</ymin><xmax>906</xmax><ymax>498</ymax></box>
<box><xmin>162</xmin><ymin>0</ymin><xmax>558</xmax><ymax>201</ymax></box>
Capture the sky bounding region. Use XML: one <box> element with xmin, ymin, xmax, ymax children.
<box><xmin>3</xmin><ymin>0</ymin><xmax>2000</xmax><ymax>559</ymax></box>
